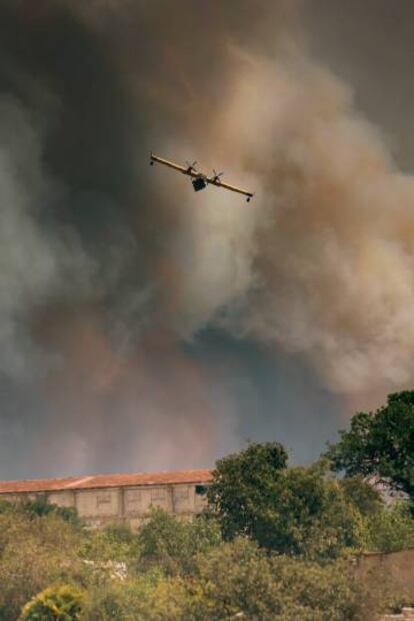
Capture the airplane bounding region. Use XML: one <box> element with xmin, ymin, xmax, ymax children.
<box><xmin>150</xmin><ymin>152</ymin><xmax>254</xmax><ymax>202</ymax></box>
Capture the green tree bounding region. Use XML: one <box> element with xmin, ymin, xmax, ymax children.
<box><xmin>20</xmin><ymin>584</ymin><xmax>84</xmax><ymax>621</ymax></box>
<box><xmin>208</xmin><ymin>442</ymin><xmax>362</xmax><ymax>558</ymax></box>
<box><xmin>327</xmin><ymin>391</ymin><xmax>414</xmax><ymax>503</ymax></box>
<box><xmin>207</xmin><ymin>442</ymin><xmax>288</xmax><ymax>540</ymax></box>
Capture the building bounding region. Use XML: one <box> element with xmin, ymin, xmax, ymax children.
<box><xmin>0</xmin><ymin>469</ymin><xmax>213</xmax><ymax>527</ymax></box>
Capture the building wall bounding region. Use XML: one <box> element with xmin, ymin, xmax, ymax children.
<box><xmin>357</xmin><ymin>548</ymin><xmax>414</xmax><ymax>602</ymax></box>
<box><xmin>0</xmin><ymin>482</ymin><xmax>208</xmax><ymax>527</ymax></box>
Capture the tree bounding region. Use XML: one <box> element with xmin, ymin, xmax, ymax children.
<box><xmin>327</xmin><ymin>391</ymin><xmax>414</xmax><ymax>503</ymax></box>
<box><xmin>208</xmin><ymin>442</ymin><xmax>362</xmax><ymax>558</ymax></box>
<box><xmin>207</xmin><ymin>442</ymin><xmax>288</xmax><ymax>541</ymax></box>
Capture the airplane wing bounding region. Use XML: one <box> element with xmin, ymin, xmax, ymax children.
<box><xmin>207</xmin><ymin>176</ymin><xmax>254</xmax><ymax>200</ymax></box>
<box><xmin>150</xmin><ymin>153</ymin><xmax>197</xmax><ymax>177</ymax></box>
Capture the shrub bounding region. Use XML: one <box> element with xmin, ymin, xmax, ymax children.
<box><xmin>19</xmin><ymin>584</ymin><xmax>84</xmax><ymax>621</ymax></box>
<box><xmin>184</xmin><ymin>538</ymin><xmax>396</xmax><ymax>620</ymax></box>
<box><xmin>340</xmin><ymin>476</ymin><xmax>384</xmax><ymax>516</ymax></box>
<box><xmin>7</xmin><ymin>494</ymin><xmax>81</xmax><ymax>526</ymax></box>
<box><xmin>137</xmin><ymin>507</ymin><xmax>221</xmax><ymax>575</ymax></box>
<box><xmin>80</xmin><ymin>522</ymin><xmax>140</xmax><ymax>564</ymax></box>
<box><xmin>0</xmin><ymin>512</ymin><xmax>83</xmax><ymax>620</ymax></box>
<box><xmin>361</xmin><ymin>502</ymin><xmax>414</xmax><ymax>552</ymax></box>
<box><xmin>82</xmin><ymin>572</ymin><xmax>187</xmax><ymax>621</ymax></box>
<box><xmin>83</xmin><ymin>538</ymin><xmax>401</xmax><ymax>621</ymax></box>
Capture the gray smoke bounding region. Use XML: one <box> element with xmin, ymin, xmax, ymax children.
<box><xmin>0</xmin><ymin>97</ymin><xmax>57</xmax><ymax>380</ymax></box>
<box><xmin>0</xmin><ymin>0</ymin><xmax>413</xmax><ymax>478</ymax></box>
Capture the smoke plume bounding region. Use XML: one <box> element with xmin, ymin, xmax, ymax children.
<box><xmin>0</xmin><ymin>0</ymin><xmax>413</xmax><ymax>477</ymax></box>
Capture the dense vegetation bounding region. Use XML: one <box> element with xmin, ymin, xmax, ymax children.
<box><xmin>0</xmin><ymin>390</ymin><xmax>413</xmax><ymax>619</ymax></box>
<box><xmin>0</xmin><ymin>504</ymin><xmax>405</xmax><ymax>621</ymax></box>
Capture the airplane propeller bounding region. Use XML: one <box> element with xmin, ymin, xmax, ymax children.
<box><xmin>212</xmin><ymin>169</ymin><xmax>224</xmax><ymax>182</ymax></box>
<box><xmin>186</xmin><ymin>160</ymin><xmax>197</xmax><ymax>171</ymax></box>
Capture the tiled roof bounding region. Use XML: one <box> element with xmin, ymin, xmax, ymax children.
<box><xmin>0</xmin><ymin>469</ymin><xmax>213</xmax><ymax>494</ymax></box>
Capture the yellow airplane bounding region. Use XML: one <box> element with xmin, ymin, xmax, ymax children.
<box><xmin>150</xmin><ymin>152</ymin><xmax>254</xmax><ymax>202</ymax></box>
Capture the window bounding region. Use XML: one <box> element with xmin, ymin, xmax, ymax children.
<box><xmin>195</xmin><ymin>484</ymin><xmax>208</xmax><ymax>496</ymax></box>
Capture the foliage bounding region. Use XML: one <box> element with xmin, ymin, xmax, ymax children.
<box><xmin>185</xmin><ymin>537</ymin><xmax>292</xmax><ymax>620</ymax></box>
<box><xmin>0</xmin><ymin>494</ymin><xmax>81</xmax><ymax>526</ymax></box>
<box><xmin>208</xmin><ymin>443</ymin><xmax>362</xmax><ymax>558</ymax></box>
<box><xmin>19</xmin><ymin>584</ymin><xmax>85</xmax><ymax>621</ymax></box>
<box><xmin>207</xmin><ymin>441</ymin><xmax>288</xmax><ymax>540</ymax></box>
<box><xmin>183</xmin><ymin>538</ymin><xmax>395</xmax><ymax>621</ymax></box>
<box><xmin>82</xmin><ymin>572</ymin><xmax>188</xmax><ymax>621</ymax></box>
<box><xmin>137</xmin><ymin>507</ymin><xmax>221</xmax><ymax>575</ymax></box>
<box><xmin>83</xmin><ymin>538</ymin><xmax>397</xmax><ymax>621</ymax></box>
<box><xmin>80</xmin><ymin>522</ymin><xmax>140</xmax><ymax>564</ymax></box>
<box><xmin>339</xmin><ymin>476</ymin><xmax>384</xmax><ymax>516</ymax></box>
<box><xmin>327</xmin><ymin>391</ymin><xmax>414</xmax><ymax>503</ymax></box>
<box><xmin>0</xmin><ymin>512</ymin><xmax>83</xmax><ymax>620</ymax></box>
<box><xmin>82</xmin><ymin>577</ymin><xmax>149</xmax><ymax>621</ymax></box>
<box><xmin>361</xmin><ymin>502</ymin><xmax>414</xmax><ymax>553</ymax></box>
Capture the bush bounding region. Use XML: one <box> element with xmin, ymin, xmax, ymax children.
<box><xmin>361</xmin><ymin>502</ymin><xmax>414</xmax><ymax>552</ymax></box>
<box><xmin>0</xmin><ymin>512</ymin><xmax>83</xmax><ymax>620</ymax></box>
<box><xmin>184</xmin><ymin>538</ymin><xmax>396</xmax><ymax>620</ymax></box>
<box><xmin>20</xmin><ymin>584</ymin><xmax>84</xmax><ymax>620</ymax></box>
<box><xmin>82</xmin><ymin>572</ymin><xmax>188</xmax><ymax>621</ymax></box>
<box><xmin>340</xmin><ymin>476</ymin><xmax>384</xmax><ymax>516</ymax></box>
<box><xmin>82</xmin><ymin>538</ymin><xmax>401</xmax><ymax>621</ymax></box>
<box><xmin>137</xmin><ymin>507</ymin><xmax>221</xmax><ymax>575</ymax></box>
<box><xmin>0</xmin><ymin>494</ymin><xmax>81</xmax><ymax>526</ymax></box>
<box><xmin>80</xmin><ymin>522</ymin><xmax>140</xmax><ymax>564</ymax></box>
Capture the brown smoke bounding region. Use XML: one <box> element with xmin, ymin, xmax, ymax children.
<box><xmin>34</xmin><ymin>311</ymin><xmax>221</xmax><ymax>473</ymax></box>
<box><xmin>104</xmin><ymin>4</ymin><xmax>414</xmax><ymax>402</ymax></box>
<box><xmin>1</xmin><ymin>0</ymin><xmax>413</xmax><ymax>477</ymax></box>
<box><xmin>208</xmin><ymin>54</ymin><xmax>414</xmax><ymax>398</ymax></box>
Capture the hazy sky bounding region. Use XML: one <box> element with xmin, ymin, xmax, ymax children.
<box><xmin>1</xmin><ymin>1</ymin><xmax>414</xmax><ymax>479</ymax></box>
